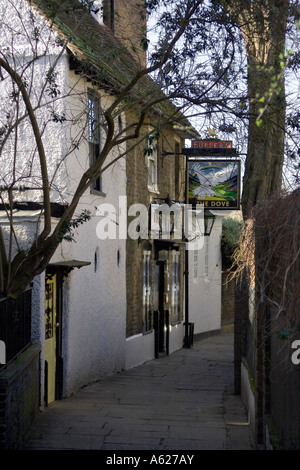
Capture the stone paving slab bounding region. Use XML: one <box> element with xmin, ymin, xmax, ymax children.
<box><xmin>22</xmin><ymin>333</ymin><xmax>254</xmax><ymax>451</ymax></box>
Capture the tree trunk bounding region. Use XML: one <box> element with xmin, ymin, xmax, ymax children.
<box><xmin>223</xmin><ymin>0</ymin><xmax>290</xmax><ymax>448</ymax></box>
<box><xmin>224</xmin><ymin>0</ymin><xmax>289</xmax><ymax>218</ymax></box>
<box><xmin>242</xmin><ymin>44</ymin><xmax>287</xmax><ymax>219</ymax></box>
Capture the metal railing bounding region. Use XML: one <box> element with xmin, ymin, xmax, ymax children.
<box><xmin>0</xmin><ymin>287</ymin><xmax>32</xmax><ymax>368</ymax></box>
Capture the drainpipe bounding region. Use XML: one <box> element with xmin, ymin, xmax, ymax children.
<box><xmin>183</xmin><ymin>240</ymin><xmax>190</xmax><ymax>348</ymax></box>
<box><xmin>183</xmin><ymin>156</ymin><xmax>191</xmax><ymax>348</ymax></box>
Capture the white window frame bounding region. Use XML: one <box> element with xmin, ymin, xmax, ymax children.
<box><xmin>87</xmin><ymin>89</ymin><xmax>102</xmax><ymax>194</ymax></box>
<box><xmin>146</xmin><ymin>133</ymin><xmax>158</xmax><ymax>193</ymax></box>
<box><xmin>171</xmin><ymin>250</ymin><xmax>181</xmax><ymax>324</ymax></box>
<box><xmin>143</xmin><ymin>248</ymin><xmax>152</xmax><ymax>332</ymax></box>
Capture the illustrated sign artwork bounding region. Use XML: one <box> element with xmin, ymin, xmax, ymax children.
<box><xmin>188</xmin><ymin>160</ymin><xmax>240</xmax><ymax>209</ymax></box>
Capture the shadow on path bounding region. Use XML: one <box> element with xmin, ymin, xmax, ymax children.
<box><xmin>23</xmin><ymin>333</ymin><xmax>254</xmax><ymax>451</ymax></box>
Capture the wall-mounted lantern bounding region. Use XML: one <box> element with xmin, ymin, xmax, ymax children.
<box><xmin>204</xmin><ymin>210</ymin><xmax>216</xmax><ymax>236</ymax></box>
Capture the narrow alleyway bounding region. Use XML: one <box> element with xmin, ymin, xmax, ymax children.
<box><xmin>22</xmin><ymin>333</ymin><xmax>254</xmax><ymax>451</ymax></box>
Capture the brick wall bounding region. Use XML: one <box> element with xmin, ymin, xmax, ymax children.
<box><xmin>0</xmin><ymin>344</ymin><xmax>40</xmax><ymax>449</ymax></box>
<box><xmin>125</xmin><ymin>117</ymin><xmax>186</xmax><ymax>338</ymax></box>
<box><xmin>112</xmin><ymin>0</ymin><xmax>147</xmax><ymax>67</ymax></box>
<box><xmin>221</xmin><ymin>269</ymin><xmax>235</xmax><ymax>327</ymax></box>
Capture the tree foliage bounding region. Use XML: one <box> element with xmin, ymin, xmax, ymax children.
<box><xmin>221</xmin><ymin>216</ymin><xmax>243</xmax><ymax>266</ymax></box>
<box><xmin>146</xmin><ymin>0</ymin><xmax>300</xmax><ymax>216</ymax></box>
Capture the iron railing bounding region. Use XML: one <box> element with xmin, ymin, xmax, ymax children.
<box><xmin>0</xmin><ymin>287</ymin><xmax>32</xmax><ymax>368</ymax></box>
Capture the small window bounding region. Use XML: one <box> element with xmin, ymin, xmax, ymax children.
<box><xmin>118</xmin><ymin>114</ymin><xmax>123</xmax><ymax>132</ymax></box>
<box><xmin>174</xmin><ymin>142</ymin><xmax>180</xmax><ymax>200</ymax></box>
<box><xmin>171</xmin><ymin>250</ymin><xmax>181</xmax><ymax>323</ymax></box>
<box><xmin>94</xmin><ymin>247</ymin><xmax>99</xmax><ymax>272</ymax></box>
<box><xmin>145</xmin><ymin>134</ymin><xmax>158</xmax><ymax>193</ymax></box>
<box><xmin>87</xmin><ymin>89</ymin><xmax>102</xmax><ymax>192</ymax></box>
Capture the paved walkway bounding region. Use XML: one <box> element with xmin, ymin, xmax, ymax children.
<box><xmin>22</xmin><ymin>333</ymin><xmax>254</xmax><ymax>451</ymax></box>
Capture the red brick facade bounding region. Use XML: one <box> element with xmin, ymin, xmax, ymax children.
<box><xmin>125</xmin><ymin>122</ymin><xmax>186</xmax><ymax>339</ymax></box>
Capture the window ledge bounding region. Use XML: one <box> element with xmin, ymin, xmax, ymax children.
<box><xmin>90</xmin><ymin>189</ymin><xmax>106</xmax><ymax>198</ymax></box>
<box><xmin>148</xmin><ymin>186</ymin><xmax>160</xmax><ymax>195</ymax></box>
<box><xmin>143</xmin><ymin>329</ymin><xmax>153</xmax><ymax>336</ymax></box>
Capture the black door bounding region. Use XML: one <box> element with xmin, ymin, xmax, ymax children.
<box><xmin>154</xmin><ymin>250</ymin><xmax>170</xmax><ymax>358</ymax></box>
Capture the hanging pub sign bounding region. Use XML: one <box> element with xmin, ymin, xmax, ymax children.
<box><xmin>188</xmin><ymin>160</ymin><xmax>240</xmax><ymax>209</ymax></box>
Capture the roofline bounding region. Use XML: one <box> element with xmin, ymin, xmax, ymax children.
<box><xmin>29</xmin><ymin>0</ymin><xmax>199</xmax><ymax>138</ymax></box>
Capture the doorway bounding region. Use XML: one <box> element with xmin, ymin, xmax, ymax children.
<box><xmin>154</xmin><ymin>249</ymin><xmax>170</xmax><ymax>358</ymax></box>
<box><xmin>44</xmin><ymin>273</ymin><xmax>57</xmax><ymax>404</ymax></box>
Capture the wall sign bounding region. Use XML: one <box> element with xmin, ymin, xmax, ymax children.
<box><xmin>191</xmin><ymin>140</ymin><xmax>232</xmax><ymax>149</ymax></box>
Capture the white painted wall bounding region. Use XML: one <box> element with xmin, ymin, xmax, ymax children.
<box><xmin>0</xmin><ymin>0</ymin><xmax>69</xmax><ymax>204</ymax></box>
<box><xmin>0</xmin><ymin>204</ymin><xmax>127</xmax><ymax>398</ymax></box>
<box><xmin>59</xmin><ymin>225</ymin><xmax>127</xmax><ymax>395</ymax></box>
<box><xmin>0</xmin><ymin>0</ymin><xmax>127</xmax><ymax>397</ymax></box>
<box><xmin>125</xmin><ymin>322</ymin><xmax>184</xmax><ymax>371</ymax></box>
<box><xmin>56</xmin><ymin>71</ymin><xmax>127</xmax><ymax>394</ymax></box>
<box><xmin>125</xmin><ymin>333</ymin><xmax>154</xmax><ymax>370</ymax></box>
<box><xmin>169</xmin><ymin>322</ymin><xmax>185</xmax><ymax>353</ymax></box>
<box><xmin>188</xmin><ymin>216</ymin><xmax>223</xmax><ymax>336</ymax></box>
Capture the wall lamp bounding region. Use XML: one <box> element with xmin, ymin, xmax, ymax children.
<box><xmin>190</xmin><ymin>198</ymin><xmax>216</xmax><ymax>236</ymax></box>
<box><xmin>203</xmin><ymin>210</ymin><xmax>216</xmax><ymax>236</ymax></box>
